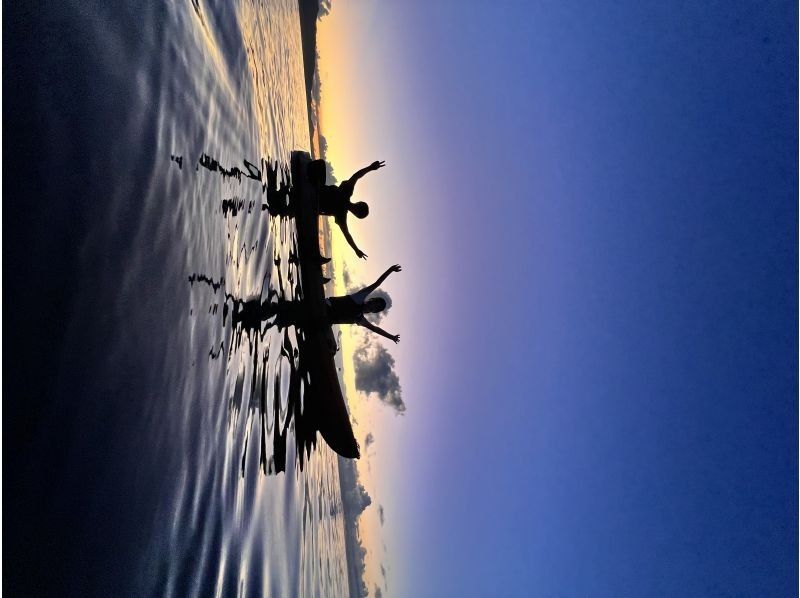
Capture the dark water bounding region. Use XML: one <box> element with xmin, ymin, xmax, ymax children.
<box><xmin>5</xmin><ymin>1</ymin><xmax>349</xmax><ymax>595</ymax></box>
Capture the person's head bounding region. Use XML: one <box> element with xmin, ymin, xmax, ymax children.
<box><xmin>349</xmin><ymin>201</ymin><xmax>369</xmax><ymax>219</ymax></box>
<box><xmin>364</xmin><ymin>297</ymin><xmax>387</xmax><ymax>313</ymax></box>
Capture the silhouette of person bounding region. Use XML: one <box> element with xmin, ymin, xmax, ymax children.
<box><xmin>318</xmin><ymin>160</ymin><xmax>385</xmax><ymax>259</ymax></box>
<box><xmin>246</xmin><ymin>264</ymin><xmax>402</xmax><ymax>343</ymax></box>
<box><xmin>325</xmin><ymin>264</ymin><xmax>401</xmax><ymax>343</ymax></box>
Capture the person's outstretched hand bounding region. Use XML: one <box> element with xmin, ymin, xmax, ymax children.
<box><xmin>356</xmin><ymin>249</ymin><xmax>368</xmax><ymax>260</ymax></box>
<box><xmin>370</xmin><ymin>160</ymin><xmax>386</xmax><ymax>170</ymax></box>
<box><xmin>390</xmin><ymin>264</ymin><xmax>402</xmax><ymax>273</ymax></box>
<box><xmin>390</xmin><ymin>334</ymin><xmax>400</xmax><ymax>344</ymax></box>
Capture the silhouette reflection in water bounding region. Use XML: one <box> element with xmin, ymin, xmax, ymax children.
<box><xmin>190</xmin><ymin>269</ymin><xmax>326</xmax><ymax>473</ymax></box>
<box><xmin>191</xmin><ymin>152</ymin><xmax>294</xmax><ymax>219</ymax></box>
<box><xmin>264</xmin><ymin>159</ymin><xmax>291</xmax><ymax>216</ymax></box>
<box><xmin>221</xmin><ymin>197</ymin><xmax>259</xmax><ymax>217</ymax></box>
<box><xmin>197</xmin><ymin>152</ymin><xmax>262</xmax><ymax>183</ymax></box>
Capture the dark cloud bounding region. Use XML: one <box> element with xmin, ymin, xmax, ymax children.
<box><xmin>378</xmin><ymin>504</ymin><xmax>384</xmax><ymax>526</ymax></box>
<box><xmin>364</xmin><ymin>432</ymin><xmax>375</xmax><ymax>450</ymax></box>
<box><xmin>342</xmin><ymin>482</ymin><xmax>372</xmax><ymax>517</ymax></box>
<box><xmin>374</xmin><ymin>586</ymin><xmax>383</xmax><ymax>598</ymax></box>
<box><xmin>353</xmin><ymin>339</ymin><xmax>405</xmax><ymax>414</ymax></box>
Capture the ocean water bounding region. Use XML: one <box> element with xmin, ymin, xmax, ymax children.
<box><xmin>5</xmin><ymin>1</ymin><xmax>349</xmax><ymax>596</ymax></box>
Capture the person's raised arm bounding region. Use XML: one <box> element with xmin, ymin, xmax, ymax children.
<box><xmin>359</xmin><ymin>318</ymin><xmax>399</xmax><ymax>344</ymax></box>
<box><xmin>338</xmin><ymin>217</ymin><xmax>367</xmax><ymax>259</ymax></box>
<box><xmin>363</xmin><ymin>264</ymin><xmax>401</xmax><ymax>295</ymax></box>
<box><xmin>347</xmin><ymin>160</ymin><xmax>386</xmax><ymax>184</ymax></box>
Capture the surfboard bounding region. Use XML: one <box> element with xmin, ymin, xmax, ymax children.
<box><xmin>290</xmin><ymin>151</ymin><xmax>360</xmax><ymax>459</ymax></box>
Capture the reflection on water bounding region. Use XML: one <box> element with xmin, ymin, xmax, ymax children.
<box><xmin>190</xmin><ymin>153</ymin><xmax>344</xmax><ymax>479</ymax></box>
<box><xmin>197</xmin><ymin>152</ymin><xmax>264</xmax><ymax>183</ymax></box>
<box><xmin>6</xmin><ymin>0</ymin><xmax>350</xmax><ymax>596</ymax></box>
<box><xmin>188</xmin><ymin>153</ymin><xmax>323</xmax><ymax>475</ymax></box>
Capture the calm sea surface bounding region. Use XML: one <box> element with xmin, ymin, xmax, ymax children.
<box><xmin>5</xmin><ymin>1</ymin><xmax>349</xmax><ymax>596</ymax></box>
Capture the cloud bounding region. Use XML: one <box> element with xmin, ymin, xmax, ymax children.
<box><xmin>342</xmin><ymin>262</ymin><xmax>353</xmax><ymax>290</ymax></box>
<box><xmin>378</xmin><ymin>504</ymin><xmax>385</xmax><ymax>526</ymax></box>
<box><xmin>364</xmin><ymin>432</ymin><xmax>375</xmax><ymax>450</ymax></box>
<box><xmin>353</xmin><ymin>339</ymin><xmax>405</xmax><ymax>414</ymax></box>
<box><xmin>318</xmin><ymin>0</ymin><xmax>332</xmax><ymax>17</ymax></box>
<box><xmin>342</xmin><ymin>481</ymin><xmax>372</xmax><ymax>517</ymax></box>
<box><xmin>374</xmin><ymin>587</ymin><xmax>383</xmax><ymax>598</ymax></box>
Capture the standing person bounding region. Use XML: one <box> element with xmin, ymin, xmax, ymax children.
<box><xmin>247</xmin><ymin>264</ymin><xmax>402</xmax><ymax>343</ymax></box>
<box><xmin>325</xmin><ymin>264</ymin><xmax>401</xmax><ymax>343</ymax></box>
<box><xmin>318</xmin><ymin>160</ymin><xmax>386</xmax><ymax>259</ymax></box>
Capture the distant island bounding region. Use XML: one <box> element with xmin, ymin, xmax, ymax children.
<box><xmin>298</xmin><ymin>0</ymin><xmax>321</xmax><ymax>143</ymax></box>
<box><xmin>338</xmin><ymin>457</ymin><xmax>372</xmax><ymax>598</ymax></box>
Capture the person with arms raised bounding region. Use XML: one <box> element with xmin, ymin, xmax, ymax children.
<box><xmin>325</xmin><ymin>263</ymin><xmax>400</xmax><ymax>343</ymax></box>
<box><xmin>316</xmin><ymin>160</ymin><xmax>386</xmax><ymax>259</ymax></box>
<box><xmin>232</xmin><ymin>264</ymin><xmax>402</xmax><ymax>344</ymax></box>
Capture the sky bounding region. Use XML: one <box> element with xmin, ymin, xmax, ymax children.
<box><xmin>318</xmin><ymin>2</ymin><xmax>797</xmax><ymax>596</ymax></box>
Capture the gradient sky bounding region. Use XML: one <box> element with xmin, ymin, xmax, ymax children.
<box><xmin>318</xmin><ymin>2</ymin><xmax>797</xmax><ymax>596</ymax></box>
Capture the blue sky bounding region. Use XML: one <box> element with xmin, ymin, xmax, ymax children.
<box><xmin>3</xmin><ymin>1</ymin><xmax>795</xmax><ymax>595</ymax></box>
<box><xmin>319</xmin><ymin>1</ymin><xmax>797</xmax><ymax>596</ymax></box>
